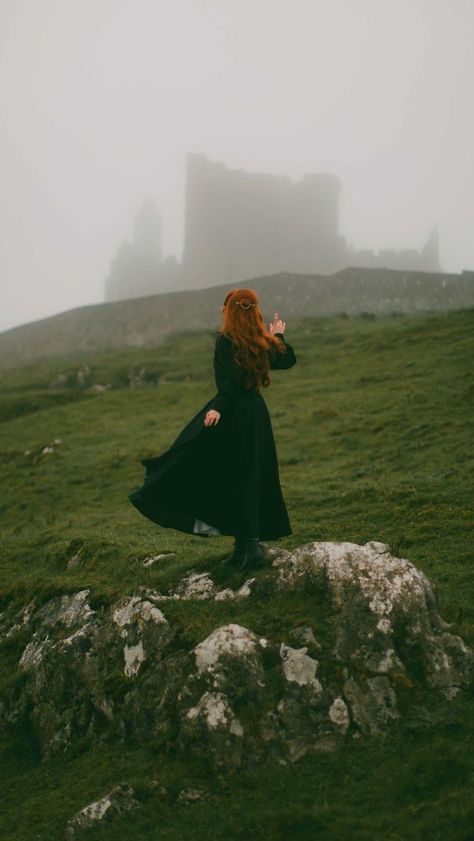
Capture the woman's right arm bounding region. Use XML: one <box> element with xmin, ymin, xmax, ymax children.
<box><xmin>269</xmin><ymin>332</ymin><xmax>297</xmax><ymax>370</ymax></box>
<box><xmin>208</xmin><ymin>334</ymin><xmax>242</xmax><ymax>415</ymax></box>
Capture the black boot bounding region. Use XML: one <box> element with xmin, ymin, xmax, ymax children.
<box><xmin>221</xmin><ymin>536</ymin><xmax>246</xmax><ymax>567</ymax></box>
<box><xmin>240</xmin><ymin>538</ymin><xmax>265</xmax><ymax>570</ymax></box>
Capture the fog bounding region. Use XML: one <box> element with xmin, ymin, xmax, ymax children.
<box><xmin>0</xmin><ymin>0</ymin><xmax>473</xmax><ymax>333</ymax></box>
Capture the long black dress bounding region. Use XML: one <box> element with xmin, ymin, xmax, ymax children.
<box><xmin>128</xmin><ymin>331</ymin><xmax>296</xmax><ymax>540</ymax></box>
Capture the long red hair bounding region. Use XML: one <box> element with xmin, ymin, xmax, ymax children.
<box><xmin>219</xmin><ymin>288</ymin><xmax>287</xmax><ymax>391</ymax></box>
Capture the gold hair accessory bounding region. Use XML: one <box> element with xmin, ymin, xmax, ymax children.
<box><xmin>234</xmin><ymin>299</ymin><xmax>256</xmax><ymax>310</ymax></box>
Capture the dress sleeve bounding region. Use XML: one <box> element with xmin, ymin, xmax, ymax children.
<box><xmin>269</xmin><ymin>332</ymin><xmax>297</xmax><ymax>370</ymax></box>
<box><xmin>208</xmin><ymin>334</ymin><xmax>243</xmax><ymax>416</ymax></box>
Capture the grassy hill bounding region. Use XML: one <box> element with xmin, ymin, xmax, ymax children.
<box><xmin>1</xmin><ymin>266</ymin><xmax>473</xmax><ymax>370</ymax></box>
<box><xmin>0</xmin><ymin>308</ymin><xmax>473</xmax><ymax>839</ymax></box>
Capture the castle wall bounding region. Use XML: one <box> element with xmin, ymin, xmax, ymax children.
<box><xmin>181</xmin><ymin>154</ymin><xmax>346</xmax><ymax>288</ymax></box>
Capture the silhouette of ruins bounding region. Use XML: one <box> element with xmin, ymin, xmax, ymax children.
<box><xmin>104</xmin><ymin>153</ymin><xmax>441</xmax><ymax>302</ymax></box>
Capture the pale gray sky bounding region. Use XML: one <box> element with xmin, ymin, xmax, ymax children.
<box><xmin>1</xmin><ymin>0</ymin><xmax>473</xmax><ymax>333</ymax></box>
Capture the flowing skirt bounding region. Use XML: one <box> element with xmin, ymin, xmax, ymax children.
<box><xmin>128</xmin><ymin>390</ymin><xmax>292</xmax><ymax>540</ymax></box>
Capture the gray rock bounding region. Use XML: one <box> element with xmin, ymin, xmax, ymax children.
<box><xmin>67</xmin><ymin>552</ymin><xmax>83</xmax><ymax>569</ymax></box>
<box><xmin>174</xmin><ymin>572</ymin><xmax>217</xmax><ymax>600</ymax></box>
<box><xmin>177</xmin><ymin>787</ymin><xmax>210</xmax><ymax>803</ymax></box>
<box><xmin>127</xmin><ymin>365</ymin><xmax>160</xmax><ymax>388</ymax></box>
<box><xmin>142</xmin><ymin>552</ymin><xmax>175</xmax><ymax>568</ymax></box>
<box><xmin>0</xmin><ymin>599</ymin><xmax>37</xmax><ymax>643</ymax></box>
<box><xmin>88</xmin><ymin>383</ymin><xmax>111</xmax><ymax>392</ymax></box>
<box><xmin>273</xmin><ymin>539</ymin><xmax>473</xmax><ymax>699</ymax></box>
<box><xmin>76</xmin><ymin>365</ymin><xmax>92</xmax><ymax>386</ymax></box>
<box><xmin>1</xmin><ymin>540</ymin><xmax>471</xmax><ymax>771</ymax></box>
<box><xmin>138</xmin><ymin>572</ymin><xmax>257</xmax><ymax>602</ymax></box>
<box><xmin>49</xmin><ymin>373</ymin><xmax>68</xmax><ymax>388</ymax></box>
<box><xmin>35</xmin><ymin>590</ymin><xmax>96</xmax><ymax>629</ymax></box>
<box><xmin>65</xmin><ymin>783</ymin><xmax>139</xmax><ymax>838</ymax></box>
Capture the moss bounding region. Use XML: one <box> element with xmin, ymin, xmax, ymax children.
<box><xmin>102</xmin><ymin>671</ymin><xmax>130</xmax><ymax>705</ymax></box>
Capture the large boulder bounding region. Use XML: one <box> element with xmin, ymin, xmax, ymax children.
<box><xmin>0</xmin><ymin>540</ymin><xmax>472</xmax><ymax>770</ymax></box>
<box><xmin>273</xmin><ymin>540</ymin><xmax>472</xmax><ymax>704</ymax></box>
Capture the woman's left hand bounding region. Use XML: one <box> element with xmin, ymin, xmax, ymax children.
<box><xmin>204</xmin><ymin>409</ymin><xmax>221</xmax><ymax>427</ymax></box>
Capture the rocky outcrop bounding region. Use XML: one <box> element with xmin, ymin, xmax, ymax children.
<box><xmin>0</xmin><ymin>541</ymin><xmax>472</xmax><ymax>772</ymax></box>
<box><xmin>64</xmin><ymin>781</ymin><xmax>212</xmax><ymax>838</ymax></box>
<box><xmin>48</xmin><ymin>363</ymin><xmax>161</xmax><ymax>390</ymax></box>
<box><xmin>65</xmin><ymin>784</ymin><xmax>140</xmax><ymax>839</ymax></box>
<box><xmin>273</xmin><ymin>540</ymin><xmax>472</xmax><ymax>703</ymax></box>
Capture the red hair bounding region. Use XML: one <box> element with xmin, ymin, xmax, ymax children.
<box><xmin>219</xmin><ymin>288</ymin><xmax>287</xmax><ymax>391</ymax></box>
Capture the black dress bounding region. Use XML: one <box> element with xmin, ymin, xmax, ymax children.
<box><xmin>128</xmin><ymin>331</ymin><xmax>296</xmax><ymax>540</ymax></box>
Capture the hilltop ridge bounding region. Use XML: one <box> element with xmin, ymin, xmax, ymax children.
<box><xmin>1</xmin><ymin>266</ymin><xmax>473</xmax><ymax>370</ymax></box>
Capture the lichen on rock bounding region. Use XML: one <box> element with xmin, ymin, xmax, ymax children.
<box><xmin>280</xmin><ymin>643</ymin><xmax>322</xmax><ymax>694</ymax></box>
<box><xmin>274</xmin><ymin>539</ymin><xmax>473</xmax><ymax>699</ymax></box>
<box><xmin>65</xmin><ymin>784</ymin><xmax>139</xmax><ymax>838</ymax></box>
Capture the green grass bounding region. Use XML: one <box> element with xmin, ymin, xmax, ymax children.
<box><xmin>0</xmin><ymin>309</ymin><xmax>473</xmax><ymax>839</ymax></box>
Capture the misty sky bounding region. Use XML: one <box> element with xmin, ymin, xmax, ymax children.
<box><xmin>1</xmin><ymin>0</ymin><xmax>473</xmax><ymax>333</ymax></box>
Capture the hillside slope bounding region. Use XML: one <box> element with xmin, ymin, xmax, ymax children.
<box><xmin>0</xmin><ymin>308</ymin><xmax>473</xmax><ymax>840</ymax></box>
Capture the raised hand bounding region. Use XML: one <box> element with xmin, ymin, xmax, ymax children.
<box><xmin>269</xmin><ymin>312</ymin><xmax>286</xmax><ymax>335</ymax></box>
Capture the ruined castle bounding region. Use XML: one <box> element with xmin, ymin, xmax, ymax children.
<box><xmin>104</xmin><ymin>153</ymin><xmax>441</xmax><ymax>302</ymax></box>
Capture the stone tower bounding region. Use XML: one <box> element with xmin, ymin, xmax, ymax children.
<box><xmin>105</xmin><ymin>196</ymin><xmax>164</xmax><ymax>302</ymax></box>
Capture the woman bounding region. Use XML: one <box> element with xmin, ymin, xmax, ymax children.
<box><xmin>128</xmin><ymin>287</ymin><xmax>297</xmax><ymax>570</ymax></box>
